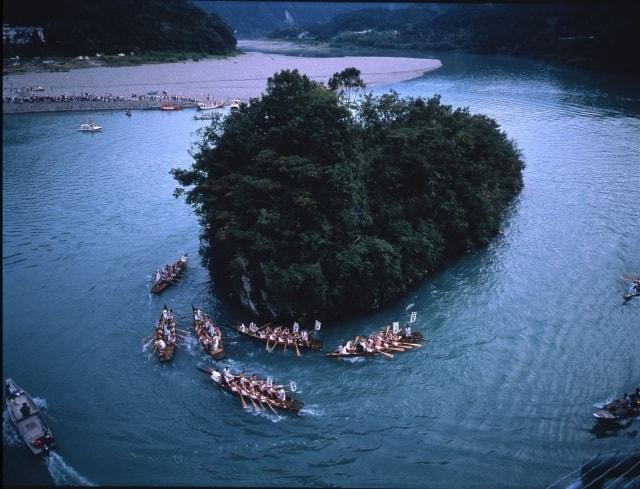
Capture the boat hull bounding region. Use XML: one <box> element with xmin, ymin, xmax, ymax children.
<box><xmin>4</xmin><ymin>378</ymin><xmax>55</xmax><ymax>455</ymax></box>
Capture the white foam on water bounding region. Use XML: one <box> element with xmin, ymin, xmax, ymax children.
<box><xmin>46</xmin><ymin>451</ymin><xmax>96</xmax><ymax>486</ymax></box>
<box><xmin>300</xmin><ymin>405</ymin><xmax>325</xmax><ymax>417</ymax></box>
<box><xmin>405</xmin><ymin>303</ymin><xmax>415</xmax><ymax>311</ymax></box>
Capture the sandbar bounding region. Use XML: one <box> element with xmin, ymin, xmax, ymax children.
<box><xmin>3</xmin><ymin>51</ymin><xmax>441</xmax><ymax>114</ymax></box>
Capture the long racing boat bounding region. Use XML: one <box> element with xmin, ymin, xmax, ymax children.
<box><xmin>151</xmin><ymin>254</ymin><xmax>187</xmax><ymax>294</ymax></box>
<box><xmin>193</xmin><ymin>306</ymin><xmax>225</xmax><ymax>360</ymax></box>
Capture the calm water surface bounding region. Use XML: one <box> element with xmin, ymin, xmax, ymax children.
<box><xmin>3</xmin><ymin>52</ymin><xmax>640</xmax><ymax>488</ymax></box>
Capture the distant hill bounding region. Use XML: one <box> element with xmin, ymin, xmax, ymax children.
<box><xmin>192</xmin><ymin>1</ymin><xmax>411</xmax><ymax>38</ymax></box>
<box><xmin>3</xmin><ymin>0</ymin><xmax>236</xmax><ymax>57</ymax></box>
<box><xmin>304</xmin><ymin>3</ymin><xmax>639</xmax><ymax>76</ymax></box>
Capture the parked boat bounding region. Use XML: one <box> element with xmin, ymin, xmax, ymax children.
<box><xmin>234</xmin><ymin>322</ymin><xmax>323</xmax><ymax>355</ymax></box>
<box><xmin>196</xmin><ymin>364</ymin><xmax>304</xmax><ymax>413</ymax></box>
<box><xmin>160</xmin><ymin>103</ymin><xmax>183</xmax><ymax>111</ymax></box>
<box><xmin>197</xmin><ymin>101</ymin><xmax>224</xmax><ymax>110</ymax></box>
<box><xmin>150</xmin><ymin>254</ymin><xmax>187</xmax><ymax>294</ymax></box>
<box><xmin>77</xmin><ymin>121</ymin><xmax>102</xmax><ymax>132</ymax></box>
<box><xmin>4</xmin><ymin>378</ymin><xmax>56</xmax><ymax>455</ymax></box>
<box><xmin>229</xmin><ymin>98</ymin><xmax>241</xmax><ymax>111</ymax></box>
<box><xmin>150</xmin><ymin>305</ymin><xmax>178</xmax><ymax>362</ymax></box>
<box><xmin>593</xmin><ymin>389</ymin><xmax>640</xmax><ymax>422</ymax></box>
<box><xmin>193</xmin><ymin>306</ymin><xmax>225</xmax><ymax>360</ymax></box>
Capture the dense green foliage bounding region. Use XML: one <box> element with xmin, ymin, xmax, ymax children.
<box><xmin>172</xmin><ymin>69</ymin><xmax>524</xmax><ymax>322</ymax></box>
<box><xmin>292</xmin><ymin>4</ymin><xmax>639</xmax><ymax>76</ymax></box>
<box><xmin>3</xmin><ymin>0</ymin><xmax>236</xmax><ymax>57</ymax></box>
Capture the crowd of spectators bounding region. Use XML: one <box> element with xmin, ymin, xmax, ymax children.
<box><xmin>3</xmin><ymin>89</ymin><xmax>200</xmax><ymax>105</ymax></box>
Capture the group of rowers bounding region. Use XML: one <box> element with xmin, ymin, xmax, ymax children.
<box><xmin>626</xmin><ymin>278</ymin><xmax>640</xmax><ymax>297</ymax></box>
<box><xmin>210</xmin><ymin>368</ymin><xmax>289</xmax><ymax>407</ymax></box>
<box><xmin>153</xmin><ymin>255</ymin><xmax>187</xmax><ymax>287</ymax></box>
<box><xmin>238</xmin><ymin>322</ymin><xmax>313</xmax><ymax>350</ymax></box>
<box><xmin>153</xmin><ymin>307</ymin><xmax>177</xmax><ymax>352</ymax></box>
<box><xmin>194</xmin><ymin>308</ymin><xmax>222</xmax><ymax>352</ymax></box>
<box><xmin>336</xmin><ymin>324</ymin><xmax>416</xmax><ymax>355</ymax></box>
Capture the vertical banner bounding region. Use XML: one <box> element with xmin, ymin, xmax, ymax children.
<box><xmin>410</xmin><ymin>311</ymin><xmax>417</xmax><ymax>323</ymax></box>
<box><xmin>393</xmin><ymin>321</ymin><xmax>400</xmax><ymax>334</ymax></box>
<box><xmin>293</xmin><ymin>322</ymin><xmax>299</xmax><ymax>333</ymax></box>
<box><xmin>314</xmin><ymin>320</ymin><xmax>322</xmax><ymax>331</ymax></box>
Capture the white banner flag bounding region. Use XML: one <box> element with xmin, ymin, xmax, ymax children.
<box><xmin>392</xmin><ymin>321</ymin><xmax>399</xmax><ymax>334</ymax></box>
<box><xmin>410</xmin><ymin>312</ymin><xmax>417</xmax><ymax>323</ymax></box>
<box><xmin>292</xmin><ymin>322</ymin><xmax>299</xmax><ymax>333</ymax></box>
<box><xmin>314</xmin><ymin>320</ymin><xmax>322</xmax><ymax>331</ymax></box>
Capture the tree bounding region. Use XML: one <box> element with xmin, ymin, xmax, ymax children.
<box><xmin>173</xmin><ymin>68</ymin><xmax>524</xmax><ymax>322</ymax></box>
<box><xmin>328</xmin><ymin>67</ymin><xmax>366</xmax><ymax>107</ymax></box>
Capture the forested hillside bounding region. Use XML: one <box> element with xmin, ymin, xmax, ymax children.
<box><xmin>193</xmin><ymin>1</ymin><xmax>409</xmax><ymax>37</ymax></box>
<box><xmin>302</xmin><ymin>4</ymin><xmax>639</xmax><ymax>76</ymax></box>
<box><xmin>3</xmin><ymin>0</ymin><xmax>236</xmax><ymax>57</ymax></box>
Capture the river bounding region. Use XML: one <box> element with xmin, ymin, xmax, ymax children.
<box><xmin>3</xmin><ymin>47</ymin><xmax>639</xmax><ymax>488</ymax></box>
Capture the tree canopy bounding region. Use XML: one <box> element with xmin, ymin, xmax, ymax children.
<box><xmin>172</xmin><ymin>69</ymin><xmax>524</xmax><ymax>322</ymax></box>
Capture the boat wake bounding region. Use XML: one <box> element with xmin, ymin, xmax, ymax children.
<box><xmin>46</xmin><ymin>451</ymin><xmax>96</xmax><ymax>486</ymax></box>
<box><xmin>300</xmin><ymin>405</ymin><xmax>325</xmax><ymax>417</ymax></box>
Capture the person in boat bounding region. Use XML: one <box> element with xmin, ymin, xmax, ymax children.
<box><xmin>345</xmin><ymin>339</ymin><xmax>354</xmax><ymax>352</ymax></box>
<box><xmin>222</xmin><ymin>367</ymin><xmax>232</xmax><ymax>383</ymax></box>
<box><xmin>249</xmin><ymin>322</ymin><xmax>258</xmax><ymax>333</ymax></box>
<box><xmin>276</xmin><ymin>388</ymin><xmax>286</xmax><ymax>403</ymax></box>
<box><xmin>179</xmin><ymin>255</ymin><xmax>187</xmax><ymax>264</ymax></box>
<box><xmin>20</xmin><ymin>402</ymin><xmax>31</xmax><ymax>419</ymax></box>
<box><xmin>211</xmin><ymin>337</ymin><xmax>220</xmax><ymax>351</ymax></box>
<box><xmin>239</xmin><ymin>323</ymin><xmax>246</xmax><ymax>332</ymax></box>
<box><xmin>624</xmin><ymin>393</ymin><xmax>632</xmax><ymax>409</ymax></box>
<box><xmin>301</xmin><ymin>330</ymin><xmax>309</xmax><ymax>342</ymax></box>
<box><xmin>208</xmin><ymin>322</ymin><xmax>216</xmax><ymax>338</ymax></box>
<box><xmin>210</xmin><ymin>370</ymin><xmax>222</xmax><ymax>383</ymax></box>
<box><xmin>337</xmin><ymin>344</ymin><xmax>348</xmax><ymax>355</ymax></box>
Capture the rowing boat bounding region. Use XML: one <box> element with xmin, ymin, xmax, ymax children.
<box><xmin>234</xmin><ymin>323</ymin><xmax>323</xmax><ymax>352</ymax></box>
<box><xmin>4</xmin><ymin>378</ymin><xmax>56</xmax><ymax>455</ymax></box>
<box><xmin>196</xmin><ymin>365</ymin><xmax>304</xmax><ymax>413</ymax></box>
<box><xmin>327</xmin><ymin>327</ymin><xmax>424</xmax><ymax>359</ymax></box>
<box><xmin>593</xmin><ymin>390</ymin><xmax>640</xmax><ymax>422</ymax></box>
<box><xmin>193</xmin><ymin>306</ymin><xmax>225</xmax><ymax>360</ymax></box>
<box><xmin>151</xmin><ymin>305</ymin><xmax>177</xmax><ymax>362</ymax></box>
<box><xmin>151</xmin><ymin>254</ymin><xmax>187</xmax><ymax>294</ymax></box>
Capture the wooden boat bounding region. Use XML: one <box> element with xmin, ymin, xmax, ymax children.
<box><xmin>160</xmin><ymin>103</ymin><xmax>183</xmax><ymax>111</ymax></box>
<box><xmin>193</xmin><ymin>306</ymin><xmax>225</xmax><ymax>360</ymax></box>
<box><xmin>151</xmin><ymin>305</ymin><xmax>177</xmax><ymax>362</ymax></box>
<box><xmin>327</xmin><ymin>327</ymin><xmax>424</xmax><ymax>360</ymax></box>
<box><xmin>593</xmin><ymin>390</ymin><xmax>640</xmax><ymax>422</ymax></box>
<box><xmin>623</xmin><ymin>284</ymin><xmax>640</xmax><ymax>302</ymax></box>
<box><xmin>150</xmin><ymin>254</ymin><xmax>187</xmax><ymax>294</ymax></box>
<box><xmin>4</xmin><ymin>378</ymin><xmax>56</xmax><ymax>455</ymax></box>
<box><xmin>234</xmin><ymin>322</ymin><xmax>323</xmax><ymax>353</ymax></box>
<box><xmin>196</xmin><ymin>365</ymin><xmax>303</xmax><ymax>413</ymax></box>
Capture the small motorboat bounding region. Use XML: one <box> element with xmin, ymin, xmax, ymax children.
<box><xmin>229</xmin><ymin>98</ymin><xmax>241</xmax><ymax>111</ymax></box>
<box><xmin>124</xmin><ymin>109</ymin><xmax>132</xmax><ymax>117</ymax></box>
<box><xmin>77</xmin><ymin>121</ymin><xmax>102</xmax><ymax>132</ymax></box>
<box><xmin>197</xmin><ymin>101</ymin><xmax>224</xmax><ymax>110</ymax></box>
<box><xmin>5</xmin><ymin>378</ymin><xmax>56</xmax><ymax>455</ymax></box>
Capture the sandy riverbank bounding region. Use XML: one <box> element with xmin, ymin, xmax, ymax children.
<box><xmin>3</xmin><ymin>51</ymin><xmax>441</xmax><ymax>114</ymax></box>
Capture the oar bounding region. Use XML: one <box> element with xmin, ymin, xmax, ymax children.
<box><xmin>263</xmin><ymin>399</ymin><xmax>279</xmax><ymax>417</ymax></box>
<box><xmin>385</xmin><ymin>346</ymin><xmax>406</xmax><ymax>352</ymax></box>
<box><xmin>283</xmin><ymin>340</ymin><xmax>288</xmax><ymax>352</ymax></box>
<box><xmin>377</xmin><ymin>350</ymin><xmax>394</xmax><ymax>359</ymax></box>
<box><xmin>294</xmin><ymin>341</ymin><xmax>302</xmax><ymax>357</ymax></box>
<box><xmin>238</xmin><ymin>393</ymin><xmax>248</xmax><ymax>409</ymax></box>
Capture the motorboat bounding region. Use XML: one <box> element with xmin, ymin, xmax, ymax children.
<box><xmin>5</xmin><ymin>378</ymin><xmax>56</xmax><ymax>455</ymax></box>
<box><xmin>229</xmin><ymin>98</ymin><xmax>241</xmax><ymax>111</ymax></box>
<box><xmin>77</xmin><ymin>121</ymin><xmax>102</xmax><ymax>132</ymax></box>
<box><xmin>197</xmin><ymin>101</ymin><xmax>224</xmax><ymax>110</ymax></box>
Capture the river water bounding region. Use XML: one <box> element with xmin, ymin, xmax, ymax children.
<box><xmin>3</xmin><ymin>49</ymin><xmax>639</xmax><ymax>488</ymax></box>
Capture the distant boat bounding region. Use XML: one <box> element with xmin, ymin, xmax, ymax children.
<box><xmin>124</xmin><ymin>109</ymin><xmax>132</xmax><ymax>117</ymax></box>
<box><xmin>197</xmin><ymin>101</ymin><xmax>224</xmax><ymax>110</ymax></box>
<box><xmin>229</xmin><ymin>98</ymin><xmax>241</xmax><ymax>111</ymax></box>
<box><xmin>160</xmin><ymin>103</ymin><xmax>183</xmax><ymax>111</ymax></box>
<box><xmin>5</xmin><ymin>378</ymin><xmax>56</xmax><ymax>455</ymax></box>
<box><xmin>77</xmin><ymin>121</ymin><xmax>102</xmax><ymax>132</ymax></box>
<box><xmin>193</xmin><ymin>112</ymin><xmax>216</xmax><ymax>120</ymax></box>
<box><xmin>32</xmin><ymin>85</ymin><xmax>45</xmax><ymax>91</ymax></box>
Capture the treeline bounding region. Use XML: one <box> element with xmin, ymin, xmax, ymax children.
<box><xmin>287</xmin><ymin>4</ymin><xmax>638</xmax><ymax>76</ymax></box>
<box><xmin>172</xmin><ymin>69</ymin><xmax>524</xmax><ymax>322</ymax></box>
<box><xmin>3</xmin><ymin>0</ymin><xmax>236</xmax><ymax>57</ymax></box>
<box><xmin>192</xmin><ymin>1</ymin><xmax>402</xmax><ymax>38</ymax></box>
